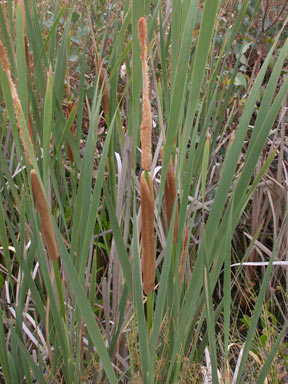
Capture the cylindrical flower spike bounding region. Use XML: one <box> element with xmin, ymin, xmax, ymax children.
<box><xmin>138</xmin><ymin>17</ymin><xmax>147</xmax><ymax>61</ymax></box>
<box><xmin>138</xmin><ymin>17</ymin><xmax>152</xmax><ymax>171</ymax></box>
<box><xmin>30</xmin><ymin>170</ymin><xmax>58</xmax><ymax>261</ymax></box>
<box><xmin>161</xmin><ymin>147</ymin><xmax>178</xmax><ymax>243</ymax></box>
<box><xmin>140</xmin><ymin>171</ymin><xmax>155</xmax><ymax>294</ymax></box>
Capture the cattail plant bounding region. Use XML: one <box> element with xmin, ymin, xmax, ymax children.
<box><xmin>160</xmin><ymin>147</ymin><xmax>178</xmax><ymax>243</ymax></box>
<box><xmin>30</xmin><ymin>169</ymin><xmax>58</xmax><ymax>262</ymax></box>
<box><xmin>140</xmin><ymin>171</ymin><xmax>155</xmax><ymax>294</ymax></box>
<box><xmin>138</xmin><ymin>17</ymin><xmax>152</xmax><ymax>172</ymax></box>
<box><xmin>138</xmin><ymin>16</ymin><xmax>155</xmax><ymax>296</ymax></box>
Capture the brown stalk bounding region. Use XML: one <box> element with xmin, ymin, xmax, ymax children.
<box><xmin>178</xmin><ymin>223</ymin><xmax>189</xmax><ymax>286</ymax></box>
<box><xmin>140</xmin><ymin>171</ymin><xmax>155</xmax><ymax>294</ymax></box>
<box><xmin>30</xmin><ymin>170</ymin><xmax>58</xmax><ymax>262</ymax></box>
<box><xmin>161</xmin><ymin>147</ymin><xmax>178</xmax><ymax>242</ymax></box>
<box><xmin>138</xmin><ymin>17</ymin><xmax>152</xmax><ymax>171</ymax></box>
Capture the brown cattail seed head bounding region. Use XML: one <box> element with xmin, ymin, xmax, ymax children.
<box><xmin>140</xmin><ymin>171</ymin><xmax>155</xmax><ymax>294</ymax></box>
<box><xmin>140</xmin><ymin>97</ymin><xmax>152</xmax><ymax>170</ymax></box>
<box><xmin>138</xmin><ymin>17</ymin><xmax>147</xmax><ymax>61</ymax></box>
<box><xmin>161</xmin><ymin>148</ymin><xmax>178</xmax><ymax>242</ymax></box>
<box><xmin>138</xmin><ymin>17</ymin><xmax>152</xmax><ymax>171</ymax></box>
<box><xmin>30</xmin><ymin>170</ymin><xmax>58</xmax><ymax>262</ymax></box>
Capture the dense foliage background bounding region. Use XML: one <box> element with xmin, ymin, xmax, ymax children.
<box><xmin>0</xmin><ymin>0</ymin><xmax>287</xmax><ymax>382</ymax></box>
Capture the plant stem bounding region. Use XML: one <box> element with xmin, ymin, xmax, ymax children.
<box><xmin>147</xmin><ymin>291</ymin><xmax>153</xmax><ymax>334</ymax></box>
<box><xmin>53</xmin><ymin>260</ymin><xmax>66</xmax><ymax>322</ymax></box>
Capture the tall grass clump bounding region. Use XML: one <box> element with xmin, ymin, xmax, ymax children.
<box><xmin>0</xmin><ymin>0</ymin><xmax>287</xmax><ymax>383</ymax></box>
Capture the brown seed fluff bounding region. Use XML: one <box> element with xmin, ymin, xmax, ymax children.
<box><xmin>138</xmin><ymin>17</ymin><xmax>147</xmax><ymax>61</ymax></box>
<box><xmin>161</xmin><ymin>148</ymin><xmax>178</xmax><ymax>243</ymax></box>
<box><xmin>140</xmin><ymin>171</ymin><xmax>155</xmax><ymax>294</ymax></box>
<box><xmin>138</xmin><ymin>17</ymin><xmax>152</xmax><ymax>171</ymax></box>
<box><xmin>30</xmin><ymin>170</ymin><xmax>58</xmax><ymax>261</ymax></box>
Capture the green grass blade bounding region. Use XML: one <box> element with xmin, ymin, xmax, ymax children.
<box><xmin>203</xmin><ymin>267</ymin><xmax>219</xmax><ymax>384</ymax></box>
<box><xmin>161</xmin><ymin>0</ymin><xmax>199</xmax><ymax>199</ymax></box>
<box><xmin>224</xmin><ymin>205</ymin><xmax>232</xmax><ymax>364</ymax></box>
<box><xmin>42</xmin><ymin>69</ymin><xmax>53</xmax><ymax>188</ymax></box>
<box><xmin>256</xmin><ymin>320</ymin><xmax>288</xmax><ymax>384</ymax></box>
<box><xmin>16</xmin><ymin>4</ymin><xmax>28</xmax><ymax>120</ymax></box>
<box><xmin>105</xmin><ymin>190</ymin><xmax>133</xmax><ymax>296</ymax></box>
<box><xmin>132</xmin><ymin>196</ymin><xmax>149</xmax><ymax>384</ymax></box>
<box><xmin>0</xmin><ymin>306</ymin><xmax>12</xmax><ymax>383</ymax></box>
<box><xmin>130</xmin><ymin>0</ymin><xmax>144</xmax><ymax>137</ymax></box>
<box><xmin>55</xmin><ymin>229</ymin><xmax>118</xmax><ymax>384</ymax></box>
<box><xmin>235</xmin><ymin>234</ymin><xmax>282</xmax><ymax>383</ymax></box>
<box><xmin>0</xmin><ymin>5</ymin><xmax>15</xmax><ymax>74</ymax></box>
<box><xmin>8</xmin><ymin>327</ymin><xmax>47</xmax><ymax>384</ymax></box>
<box><xmin>34</xmin><ymin>7</ymin><xmax>66</xmax><ymax>71</ymax></box>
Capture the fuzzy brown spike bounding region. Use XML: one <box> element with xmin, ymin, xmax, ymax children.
<box><xmin>140</xmin><ymin>96</ymin><xmax>152</xmax><ymax>170</ymax></box>
<box><xmin>161</xmin><ymin>148</ymin><xmax>178</xmax><ymax>243</ymax></box>
<box><xmin>138</xmin><ymin>17</ymin><xmax>152</xmax><ymax>171</ymax></box>
<box><xmin>140</xmin><ymin>171</ymin><xmax>155</xmax><ymax>294</ymax></box>
<box><xmin>138</xmin><ymin>17</ymin><xmax>147</xmax><ymax>61</ymax></box>
<box><xmin>30</xmin><ymin>170</ymin><xmax>58</xmax><ymax>262</ymax></box>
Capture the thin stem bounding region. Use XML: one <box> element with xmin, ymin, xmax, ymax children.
<box><xmin>147</xmin><ymin>291</ymin><xmax>153</xmax><ymax>334</ymax></box>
